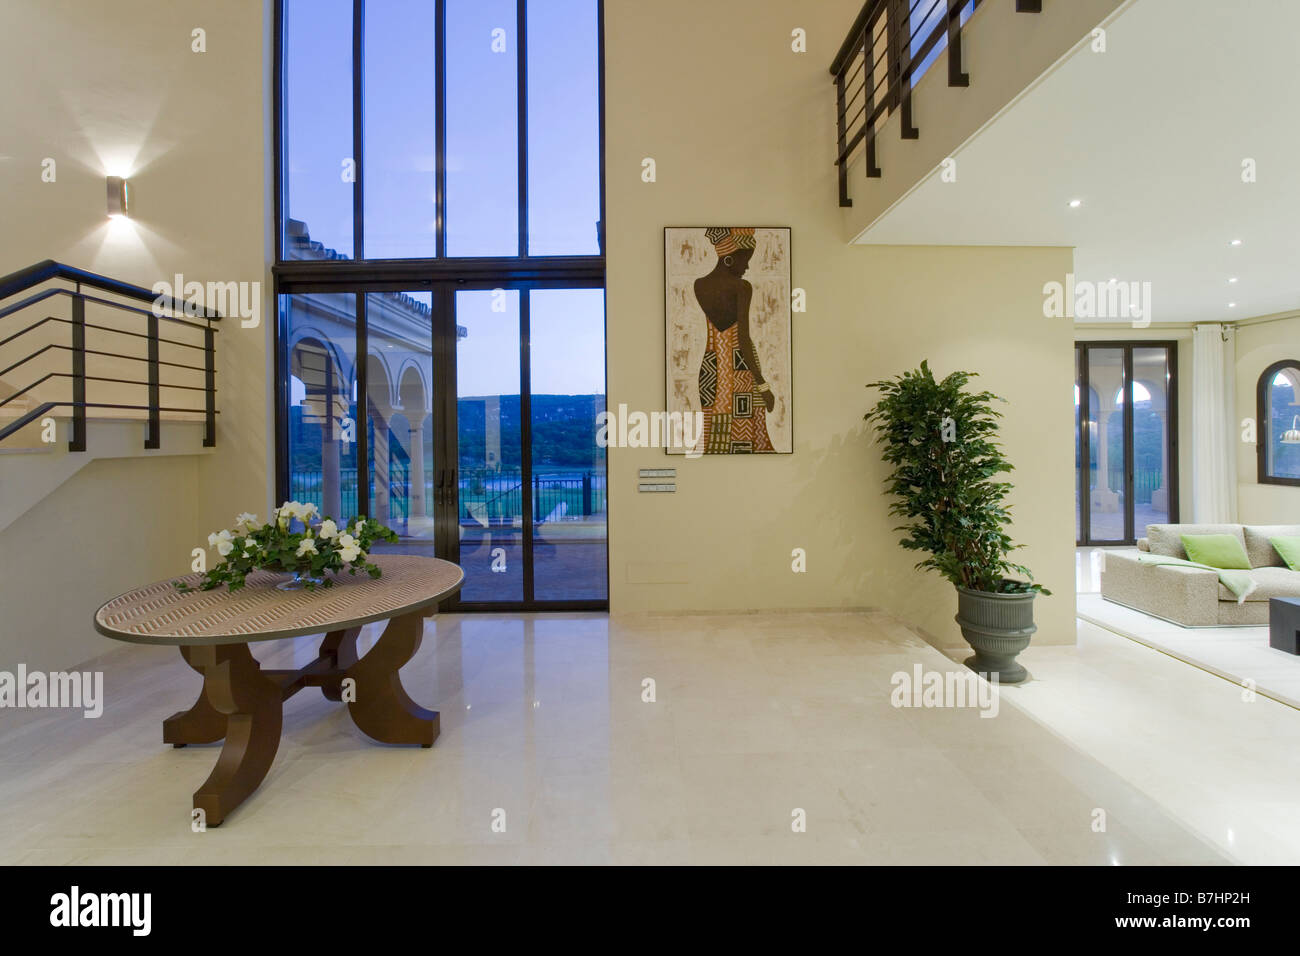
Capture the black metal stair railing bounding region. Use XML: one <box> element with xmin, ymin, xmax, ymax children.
<box><xmin>0</xmin><ymin>260</ymin><xmax>222</xmax><ymax>450</ymax></box>
<box><xmin>830</xmin><ymin>0</ymin><xmax>1042</xmax><ymax>207</ymax></box>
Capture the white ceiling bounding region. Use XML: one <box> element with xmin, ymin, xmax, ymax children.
<box><xmin>856</xmin><ymin>0</ymin><xmax>1300</xmax><ymax>324</ymax></box>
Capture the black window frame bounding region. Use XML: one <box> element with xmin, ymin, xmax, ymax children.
<box><xmin>1257</xmin><ymin>358</ymin><xmax>1300</xmax><ymax>487</ymax></box>
<box><xmin>271</xmin><ymin>0</ymin><xmax>608</xmax><ymax>611</ymax></box>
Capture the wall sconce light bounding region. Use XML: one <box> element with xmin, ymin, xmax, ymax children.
<box><xmin>1282</xmin><ymin>416</ymin><xmax>1300</xmax><ymax>445</ymax></box>
<box><xmin>106</xmin><ymin>176</ymin><xmax>130</xmax><ymax>218</ymax></box>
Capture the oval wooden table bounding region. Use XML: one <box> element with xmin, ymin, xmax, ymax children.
<box><xmin>94</xmin><ymin>555</ymin><xmax>463</xmax><ymax>826</ymax></box>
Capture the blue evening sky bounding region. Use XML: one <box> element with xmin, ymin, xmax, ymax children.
<box><xmin>285</xmin><ymin>0</ymin><xmax>604</xmax><ymax>396</ymax></box>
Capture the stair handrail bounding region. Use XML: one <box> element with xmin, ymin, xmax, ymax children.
<box><xmin>0</xmin><ymin>259</ymin><xmax>222</xmax><ymax>320</ymax></box>
<box><xmin>0</xmin><ymin>259</ymin><xmax>222</xmax><ymax>451</ymax></box>
<box><xmin>830</xmin><ymin>0</ymin><xmax>1042</xmax><ymax>206</ymax></box>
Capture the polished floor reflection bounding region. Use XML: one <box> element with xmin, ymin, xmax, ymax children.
<box><xmin>0</xmin><ymin>610</ymin><xmax>1247</xmax><ymax>865</ymax></box>
<box><xmin>1012</xmin><ymin>619</ymin><xmax>1300</xmax><ymax>866</ymax></box>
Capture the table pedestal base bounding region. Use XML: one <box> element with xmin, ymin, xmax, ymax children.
<box><xmin>163</xmin><ymin>610</ymin><xmax>437</xmax><ymax>826</ymax></box>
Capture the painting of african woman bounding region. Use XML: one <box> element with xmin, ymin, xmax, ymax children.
<box><xmin>664</xmin><ymin>226</ymin><xmax>792</xmax><ymax>455</ymax></box>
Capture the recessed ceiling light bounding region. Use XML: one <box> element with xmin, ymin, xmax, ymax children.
<box><xmin>1230</xmin><ymin>239</ymin><xmax>1243</xmax><ymax>246</ymax></box>
<box><xmin>1228</xmin><ymin>277</ymin><xmax>1238</xmax><ymax>283</ymax></box>
<box><xmin>1068</xmin><ymin>199</ymin><xmax>1082</xmax><ymax>208</ymax></box>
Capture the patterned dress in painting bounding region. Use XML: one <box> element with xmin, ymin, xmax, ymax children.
<box><xmin>696</xmin><ymin>227</ymin><xmax>775</xmax><ymax>453</ymax></box>
<box><xmin>699</xmin><ymin>319</ymin><xmax>774</xmax><ymax>453</ymax></box>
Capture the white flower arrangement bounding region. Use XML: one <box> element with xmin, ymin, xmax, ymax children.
<box><xmin>175</xmin><ymin>502</ymin><xmax>399</xmax><ymax>593</ymax></box>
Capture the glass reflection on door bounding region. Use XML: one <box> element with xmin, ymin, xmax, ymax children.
<box><xmin>529</xmin><ymin>289</ymin><xmax>607</xmax><ymax>601</ymax></box>
<box><xmin>283</xmin><ymin>292</ymin><xmax>360</xmax><ymax>526</ymax></box>
<box><xmin>365</xmin><ymin>290</ymin><xmax>435</xmax><ymax>553</ymax></box>
<box><xmin>1131</xmin><ymin>348</ymin><xmax>1172</xmax><ymax>527</ymax></box>
<box><xmin>1087</xmin><ymin>348</ymin><xmax>1127</xmax><ymax>541</ymax></box>
<box><xmin>455</xmin><ymin>290</ymin><xmax>524</xmax><ymax>601</ymax></box>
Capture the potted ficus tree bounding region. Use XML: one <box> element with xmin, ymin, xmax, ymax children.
<box><xmin>864</xmin><ymin>362</ymin><xmax>1048</xmax><ymax>684</ymax></box>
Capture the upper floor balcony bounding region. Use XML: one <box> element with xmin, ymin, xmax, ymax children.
<box><xmin>832</xmin><ymin>0</ymin><xmax>1124</xmax><ymax>241</ymax></box>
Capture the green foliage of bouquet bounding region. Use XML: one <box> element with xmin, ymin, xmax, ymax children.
<box><xmin>175</xmin><ymin>501</ymin><xmax>400</xmax><ymax>593</ymax></box>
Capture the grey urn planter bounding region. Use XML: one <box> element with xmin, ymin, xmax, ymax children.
<box><xmin>954</xmin><ymin>586</ymin><xmax>1037</xmax><ymax>684</ymax></box>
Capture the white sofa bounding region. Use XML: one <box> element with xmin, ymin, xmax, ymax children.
<box><xmin>1099</xmin><ymin>523</ymin><xmax>1300</xmax><ymax>626</ymax></box>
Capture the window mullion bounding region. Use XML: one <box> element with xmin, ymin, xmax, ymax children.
<box><xmin>517</xmin><ymin>0</ymin><xmax>529</xmax><ymax>257</ymax></box>
<box><xmin>353</xmin><ymin>0</ymin><xmax>365</xmax><ymax>260</ymax></box>
<box><xmin>356</xmin><ymin>292</ymin><xmax>370</xmax><ymax>518</ymax></box>
<box><xmin>435</xmin><ymin>0</ymin><xmax>447</xmax><ymax>259</ymax></box>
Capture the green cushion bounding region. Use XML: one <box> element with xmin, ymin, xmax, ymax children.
<box><xmin>1179</xmin><ymin>533</ymin><xmax>1252</xmax><ymax>570</ymax></box>
<box><xmin>1270</xmin><ymin>536</ymin><xmax>1300</xmax><ymax>572</ymax></box>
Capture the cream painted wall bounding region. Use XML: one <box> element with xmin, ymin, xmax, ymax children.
<box><xmin>1235</xmin><ymin>315</ymin><xmax>1300</xmax><ymax>522</ymax></box>
<box><xmin>604</xmin><ymin>0</ymin><xmax>1077</xmax><ymax>645</ymax></box>
<box><xmin>0</xmin><ymin>456</ymin><xmax>200</xmax><ymax>671</ymax></box>
<box><xmin>0</xmin><ymin>0</ymin><xmax>270</xmax><ymax>669</ymax></box>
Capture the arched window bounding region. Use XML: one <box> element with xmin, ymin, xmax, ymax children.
<box><xmin>1258</xmin><ymin>360</ymin><xmax>1300</xmax><ymax>485</ymax></box>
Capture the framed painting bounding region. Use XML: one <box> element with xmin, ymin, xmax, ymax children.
<box><xmin>664</xmin><ymin>226</ymin><xmax>793</xmax><ymax>455</ymax></box>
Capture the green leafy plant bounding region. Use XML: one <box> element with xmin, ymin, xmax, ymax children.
<box><xmin>175</xmin><ymin>501</ymin><xmax>399</xmax><ymax>593</ymax></box>
<box><xmin>864</xmin><ymin>361</ymin><xmax>1048</xmax><ymax>595</ymax></box>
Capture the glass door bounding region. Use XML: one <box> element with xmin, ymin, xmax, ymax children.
<box><xmin>1075</xmin><ymin>342</ymin><xmax>1178</xmax><ymax>546</ymax></box>
<box><xmin>279</xmin><ymin>283</ymin><xmax>607</xmax><ymax>608</ymax></box>
<box><xmin>451</xmin><ymin>289</ymin><xmax>525</xmax><ymax>602</ymax></box>
<box><xmin>439</xmin><ymin>286</ymin><xmax>608</xmax><ymax>608</ymax></box>
<box><xmin>528</xmin><ymin>289</ymin><xmax>608</xmax><ymax>602</ymax></box>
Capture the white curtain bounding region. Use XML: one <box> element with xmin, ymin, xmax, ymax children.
<box><xmin>1191</xmin><ymin>323</ymin><xmax>1238</xmax><ymax>522</ymax></box>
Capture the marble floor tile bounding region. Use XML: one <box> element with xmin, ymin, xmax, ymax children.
<box><xmin>0</xmin><ymin>608</ymin><xmax>1271</xmax><ymax>865</ymax></box>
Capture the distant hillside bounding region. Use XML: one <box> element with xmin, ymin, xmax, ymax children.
<box><xmin>457</xmin><ymin>394</ymin><xmax>606</xmax><ymax>470</ymax></box>
<box><xmin>289</xmin><ymin>394</ymin><xmax>606</xmax><ymax>473</ymax></box>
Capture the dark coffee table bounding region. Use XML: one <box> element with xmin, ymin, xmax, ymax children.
<box><xmin>1269</xmin><ymin>598</ymin><xmax>1300</xmax><ymax>655</ymax></box>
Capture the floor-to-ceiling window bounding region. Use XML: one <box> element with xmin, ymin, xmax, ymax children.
<box><xmin>1075</xmin><ymin>342</ymin><xmax>1179</xmax><ymax>546</ymax></box>
<box><xmin>274</xmin><ymin>0</ymin><xmax>607</xmax><ymax>609</ymax></box>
